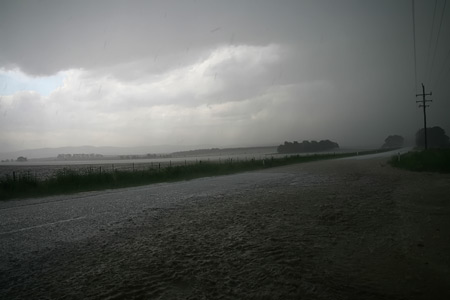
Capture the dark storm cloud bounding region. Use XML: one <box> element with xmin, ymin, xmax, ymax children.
<box><xmin>1</xmin><ymin>0</ymin><xmax>288</xmax><ymax>75</ymax></box>
<box><xmin>0</xmin><ymin>1</ymin><xmax>408</xmax><ymax>76</ymax></box>
<box><xmin>0</xmin><ymin>0</ymin><xmax>449</xmax><ymax>152</ymax></box>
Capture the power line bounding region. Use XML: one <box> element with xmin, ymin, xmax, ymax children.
<box><xmin>435</xmin><ymin>48</ymin><xmax>450</xmax><ymax>90</ymax></box>
<box><xmin>426</xmin><ymin>0</ymin><xmax>438</xmax><ymax>75</ymax></box>
<box><xmin>442</xmin><ymin>63</ymin><xmax>450</xmax><ymax>86</ymax></box>
<box><xmin>428</xmin><ymin>0</ymin><xmax>447</xmax><ymax>87</ymax></box>
<box><xmin>412</xmin><ymin>0</ymin><xmax>418</xmax><ymax>93</ymax></box>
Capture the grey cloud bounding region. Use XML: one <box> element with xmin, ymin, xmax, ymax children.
<box><xmin>0</xmin><ymin>1</ymin><xmax>294</xmax><ymax>75</ymax></box>
<box><xmin>1</xmin><ymin>0</ymin><xmax>449</xmax><ymax>151</ymax></box>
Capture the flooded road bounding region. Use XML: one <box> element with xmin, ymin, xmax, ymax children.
<box><xmin>1</xmin><ymin>152</ymin><xmax>449</xmax><ymax>299</ymax></box>
<box><xmin>0</xmin><ymin>170</ymin><xmax>297</xmax><ymax>267</ymax></box>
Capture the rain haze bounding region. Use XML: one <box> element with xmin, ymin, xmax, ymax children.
<box><xmin>2</xmin><ymin>2</ymin><xmax>450</xmax><ymax>299</ymax></box>
<box><xmin>1</xmin><ymin>0</ymin><xmax>450</xmax><ymax>154</ymax></box>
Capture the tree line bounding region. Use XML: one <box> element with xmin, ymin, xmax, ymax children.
<box><xmin>57</xmin><ymin>153</ymin><xmax>104</xmax><ymax>160</ymax></box>
<box><xmin>277</xmin><ymin>140</ymin><xmax>339</xmax><ymax>154</ymax></box>
<box><xmin>382</xmin><ymin>126</ymin><xmax>449</xmax><ymax>149</ymax></box>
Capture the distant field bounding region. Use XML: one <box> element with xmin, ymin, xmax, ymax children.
<box><xmin>0</xmin><ymin>147</ymin><xmax>369</xmax><ymax>181</ymax></box>
<box><xmin>0</xmin><ymin>149</ymin><xmax>389</xmax><ymax>200</ymax></box>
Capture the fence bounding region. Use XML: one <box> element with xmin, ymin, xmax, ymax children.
<box><xmin>0</xmin><ymin>156</ymin><xmax>272</xmax><ymax>183</ymax></box>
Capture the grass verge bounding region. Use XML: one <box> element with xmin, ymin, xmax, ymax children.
<box><xmin>389</xmin><ymin>149</ymin><xmax>450</xmax><ymax>173</ymax></box>
<box><xmin>1</xmin><ymin>150</ymin><xmax>384</xmax><ymax>200</ymax></box>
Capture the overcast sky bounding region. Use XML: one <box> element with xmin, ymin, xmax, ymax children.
<box><xmin>1</xmin><ymin>0</ymin><xmax>449</xmax><ymax>153</ymax></box>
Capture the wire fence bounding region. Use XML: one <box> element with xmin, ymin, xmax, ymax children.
<box><xmin>0</xmin><ymin>156</ymin><xmax>271</xmax><ymax>182</ymax></box>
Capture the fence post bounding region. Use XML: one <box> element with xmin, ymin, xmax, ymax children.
<box><xmin>13</xmin><ymin>171</ymin><xmax>16</xmax><ymax>182</ymax></box>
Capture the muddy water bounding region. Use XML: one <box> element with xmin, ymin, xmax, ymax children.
<box><xmin>1</xmin><ymin>158</ymin><xmax>449</xmax><ymax>299</ymax></box>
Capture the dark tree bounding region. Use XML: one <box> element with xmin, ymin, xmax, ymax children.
<box><xmin>277</xmin><ymin>139</ymin><xmax>339</xmax><ymax>154</ymax></box>
<box><xmin>415</xmin><ymin>126</ymin><xmax>450</xmax><ymax>149</ymax></box>
<box><xmin>381</xmin><ymin>135</ymin><xmax>404</xmax><ymax>149</ymax></box>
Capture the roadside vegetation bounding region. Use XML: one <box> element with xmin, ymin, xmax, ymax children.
<box><xmin>1</xmin><ymin>150</ymin><xmax>384</xmax><ymax>200</ymax></box>
<box><xmin>390</xmin><ymin>149</ymin><xmax>450</xmax><ymax>173</ymax></box>
<box><xmin>390</xmin><ymin>126</ymin><xmax>450</xmax><ymax>173</ymax></box>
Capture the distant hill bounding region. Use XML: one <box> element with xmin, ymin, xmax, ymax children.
<box><xmin>171</xmin><ymin>146</ymin><xmax>277</xmax><ymax>157</ymax></box>
<box><xmin>0</xmin><ymin>145</ymin><xmax>193</xmax><ymax>160</ymax></box>
<box><xmin>0</xmin><ymin>144</ymin><xmax>277</xmax><ymax>161</ymax></box>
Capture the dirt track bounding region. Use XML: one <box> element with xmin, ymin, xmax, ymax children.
<box><xmin>1</xmin><ymin>157</ymin><xmax>449</xmax><ymax>299</ymax></box>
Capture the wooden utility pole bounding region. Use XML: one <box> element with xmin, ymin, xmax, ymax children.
<box><xmin>416</xmin><ymin>83</ymin><xmax>432</xmax><ymax>149</ymax></box>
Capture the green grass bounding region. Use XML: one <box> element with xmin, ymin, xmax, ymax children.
<box><xmin>1</xmin><ymin>149</ymin><xmax>386</xmax><ymax>201</ymax></box>
<box><xmin>389</xmin><ymin>149</ymin><xmax>450</xmax><ymax>173</ymax></box>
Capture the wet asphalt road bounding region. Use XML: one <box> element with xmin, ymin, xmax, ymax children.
<box><xmin>0</xmin><ymin>170</ymin><xmax>298</xmax><ymax>270</ymax></box>
<box><xmin>0</xmin><ymin>149</ymin><xmax>404</xmax><ymax>271</ymax></box>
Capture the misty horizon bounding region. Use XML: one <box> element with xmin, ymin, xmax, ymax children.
<box><xmin>0</xmin><ymin>142</ymin><xmax>392</xmax><ymax>161</ymax></box>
